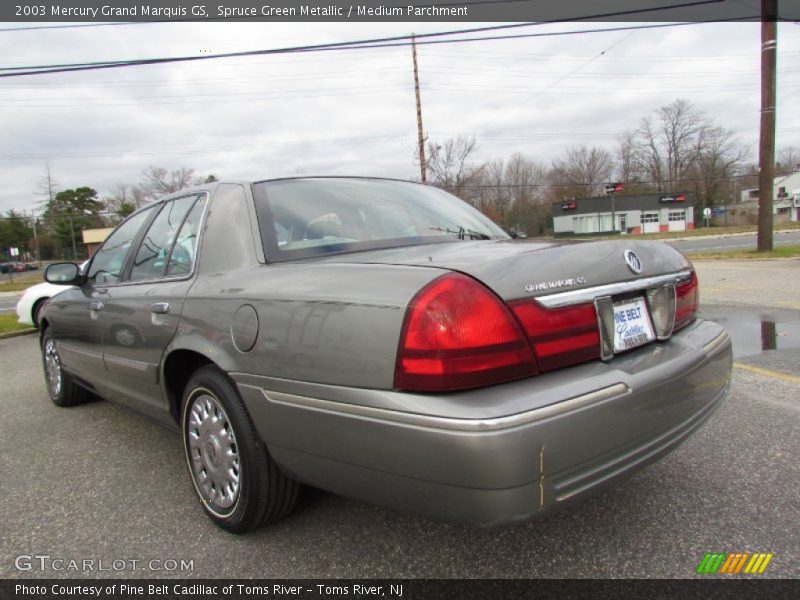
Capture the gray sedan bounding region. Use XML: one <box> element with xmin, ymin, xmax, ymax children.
<box><xmin>40</xmin><ymin>177</ymin><xmax>732</xmax><ymax>533</ymax></box>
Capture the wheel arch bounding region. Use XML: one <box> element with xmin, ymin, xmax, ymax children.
<box><xmin>162</xmin><ymin>349</ymin><xmax>216</xmax><ymax>423</ymax></box>
<box><xmin>161</xmin><ymin>343</ymin><xmax>241</xmax><ymax>424</ymax></box>
<box><xmin>39</xmin><ymin>317</ymin><xmax>50</xmax><ymax>338</ymax></box>
<box><xmin>31</xmin><ymin>296</ymin><xmax>50</xmax><ymax>328</ymax></box>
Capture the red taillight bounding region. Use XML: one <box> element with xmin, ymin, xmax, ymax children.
<box><xmin>510</xmin><ymin>300</ymin><xmax>601</xmax><ymax>371</ymax></box>
<box><xmin>394</xmin><ymin>273</ymin><xmax>537</xmax><ymax>392</ymax></box>
<box><xmin>674</xmin><ymin>270</ymin><xmax>699</xmax><ymax>331</ymax></box>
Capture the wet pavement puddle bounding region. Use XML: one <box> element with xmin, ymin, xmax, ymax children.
<box><xmin>698</xmin><ymin>305</ymin><xmax>800</xmax><ymax>359</ymax></box>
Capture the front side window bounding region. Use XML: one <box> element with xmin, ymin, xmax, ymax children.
<box><xmin>87</xmin><ymin>206</ymin><xmax>156</xmax><ymax>285</ymax></box>
<box><xmin>129</xmin><ymin>196</ymin><xmax>197</xmax><ymax>281</ymax></box>
<box><xmin>253</xmin><ymin>178</ymin><xmax>508</xmax><ymax>261</ymax></box>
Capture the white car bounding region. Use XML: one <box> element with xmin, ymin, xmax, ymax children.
<box><xmin>16</xmin><ymin>281</ymin><xmax>71</xmax><ymax>328</ymax></box>
<box><xmin>16</xmin><ymin>261</ymin><xmax>86</xmax><ymax>328</ymax></box>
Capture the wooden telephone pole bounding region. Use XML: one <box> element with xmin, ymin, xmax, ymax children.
<box><xmin>757</xmin><ymin>0</ymin><xmax>777</xmax><ymax>252</ymax></box>
<box><xmin>411</xmin><ymin>34</ymin><xmax>427</xmax><ymax>183</ymax></box>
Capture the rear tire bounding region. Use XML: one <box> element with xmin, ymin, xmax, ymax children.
<box><xmin>181</xmin><ymin>366</ymin><xmax>298</xmax><ymax>533</ymax></box>
<box><xmin>41</xmin><ymin>329</ymin><xmax>91</xmax><ymax>407</ymax></box>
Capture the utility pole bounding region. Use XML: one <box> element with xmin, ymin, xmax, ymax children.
<box><xmin>30</xmin><ymin>210</ymin><xmax>42</xmax><ymax>268</ymax></box>
<box><xmin>411</xmin><ymin>34</ymin><xmax>427</xmax><ymax>183</ymax></box>
<box><xmin>757</xmin><ymin>0</ymin><xmax>777</xmax><ymax>252</ymax></box>
<box><xmin>68</xmin><ymin>216</ymin><xmax>78</xmax><ymax>260</ymax></box>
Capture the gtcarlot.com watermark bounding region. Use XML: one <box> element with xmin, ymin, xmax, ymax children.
<box><xmin>14</xmin><ymin>554</ymin><xmax>194</xmax><ymax>573</ymax></box>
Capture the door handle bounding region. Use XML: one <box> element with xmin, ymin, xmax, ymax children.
<box><xmin>151</xmin><ymin>302</ymin><xmax>170</xmax><ymax>315</ymax></box>
<box><xmin>89</xmin><ymin>301</ymin><xmax>104</xmax><ymax>311</ymax></box>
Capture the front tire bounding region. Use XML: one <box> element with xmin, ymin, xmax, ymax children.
<box><xmin>181</xmin><ymin>366</ymin><xmax>298</xmax><ymax>533</ymax></box>
<box><xmin>41</xmin><ymin>329</ymin><xmax>90</xmax><ymax>407</ymax></box>
<box><xmin>32</xmin><ymin>298</ymin><xmax>48</xmax><ymax>329</ymax></box>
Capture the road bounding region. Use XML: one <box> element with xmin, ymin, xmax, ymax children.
<box><xmin>1</xmin><ymin>260</ymin><xmax>799</xmax><ymax>579</ymax></box>
<box><xmin>0</xmin><ymin>293</ymin><xmax>22</xmax><ymax>314</ymax></box>
<box><xmin>668</xmin><ymin>229</ymin><xmax>800</xmax><ymax>254</ymax></box>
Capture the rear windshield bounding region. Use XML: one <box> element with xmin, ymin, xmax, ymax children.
<box><xmin>253</xmin><ymin>178</ymin><xmax>508</xmax><ymax>261</ymax></box>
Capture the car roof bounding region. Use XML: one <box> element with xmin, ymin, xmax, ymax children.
<box><xmin>127</xmin><ymin>176</ymin><xmax>431</xmax><ymax>220</ymax></box>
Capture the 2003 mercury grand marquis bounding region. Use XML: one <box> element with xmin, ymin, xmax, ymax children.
<box><xmin>40</xmin><ymin>177</ymin><xmax>732</xmax><ymax>533</ymax></box>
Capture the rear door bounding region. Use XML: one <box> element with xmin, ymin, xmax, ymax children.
<box><xmin>94</xmin><ymin>194</ymin><xmax>207</xmax><ymax>419</ymax></box>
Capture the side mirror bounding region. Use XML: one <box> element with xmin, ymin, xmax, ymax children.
<box><xmin>45</xmin><ymin>262</ymin><xmax>82</xmax><ymax>286</ymax></box>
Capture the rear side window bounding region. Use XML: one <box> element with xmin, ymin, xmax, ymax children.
<box><xmin>167</xmin><ymin>196</ymin><xmax>206</xmax><ymax>276</ymax></box>
<box><xmin>88</xmin><ymin>206</ymin><xmax>156</xmax><ymax>285</ymax></box>
<box><xmin>129</xmin><ymin>196</ymin><xmax>197</xmax><ymax>282</ymax></box>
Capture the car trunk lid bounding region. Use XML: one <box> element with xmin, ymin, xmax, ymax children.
<box><xmin>327</xmin><ymin>238</ymin><xmax>696</xmax><ymax>376</ymax></box>
<box><xmin>321</xmin><ymin>238</ymin><xmax>690</xmax><ymax>302</ymax></box>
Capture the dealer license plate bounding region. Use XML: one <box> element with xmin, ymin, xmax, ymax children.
<box><xmin>612</xmin><ymin>296</ymin><xmax>656</xmax><ymax>353</ymax></box>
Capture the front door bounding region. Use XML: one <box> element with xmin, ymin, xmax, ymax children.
<box><xmin>46</xmin><ymin>284</ymin><xmax>104</xmax><ymax>383</ymax></box>
<box><xmin>96</xmin><ymin>195</ymin><xmax>206</xmax><ymax>420</ymax></box>
<box><xmin>52</xmin><ymin>207</ymin><xmax>157</xmax><ymax>384</ymax></box>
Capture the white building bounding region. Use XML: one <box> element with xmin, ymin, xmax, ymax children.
<box><xmin>552</xmin><ymin>193</ymin><xmax>696</xmax><ymax>236</ymax></box>
<box><xmin>739</xmin><ymin>171</ymin><xmax>800</xmax><ymax>222</ymax></box>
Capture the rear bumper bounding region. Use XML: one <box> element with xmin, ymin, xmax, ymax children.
<box><xmin>234</xmin><ymin>318</ymin><xmax>732</xmax><ymax>525</ymax></box>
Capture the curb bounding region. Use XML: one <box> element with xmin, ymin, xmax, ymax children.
<box><xmin>0</xmin><ymin>328</ymin><xmax>37</xmax><ymax>340</ymax></box>
<box><xmin>666</xmin><ymin>229</ymin><xmax>799</xmax><ymax>242</ymax></box>
<box><xmin>691</xmin><ymin>256</ymin><xmax>800</xmax><ymax>262</ymax></box>
<box><xmin>591</xmin><ymin>228</ymin><xmax>800</xmax><ymax>243</ymax></box>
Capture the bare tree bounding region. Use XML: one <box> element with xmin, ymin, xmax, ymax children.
<box><xmin>36</xmin><ymin>162</ymin><xmax>59</xmax><ymax>206</ymax></box>
<box><xmin>104</xmin><ymin>182</ymin><xmax>137</xmax><ymax>218</ymax></box>
<box><xmin>634</xmin><ymin>99</ymin><xmax>708</xmax><ymax>190</ymax></box>
<box><xmin>615</xmin><ymin>130</ymin><xmax>650</xmax><ymax>193</ymax></box>
<box><xmin>503</xmin><ymin>153</ymin><xmax>549</xmax><ymax>234</ymax></box>
<box><xmin>549</xmin><ymin>145</ymin><xmax>614</xmax><ymax>198</ymax></box>
<box><xmin>130</xmin><ymin>185</ymin><xmax>147</xmax><ymax>209</ymax></box>
<box><xmin>425</xmin><ymin>135</ymin><xmax>481</xmax><ymax>199</ymax></box>
<box><xmin>470</xmin><ymin>158</ymin><xmax>504</xmax><ymax>217</ymax></box>
<box><xmin>776</xmin><ymin>146</ymin><xmax>800</xmax><ymax>173</ymax></box>
<box><xmin>469</xmin><ymin>153</ymin><xmax>549</xmax><ymax>234</ymax></box>
<box><xmin>140</xmin><ymin>166</ymin><xmax>199</xmax><ymax>198</ymax></box>
<box><xmin>686</xmin><ymin>125</ymin><xmax>749</xmax><ymax>208</ymax></box>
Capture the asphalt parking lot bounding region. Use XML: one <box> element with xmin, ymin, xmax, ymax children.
<box><xmin>1</xmin><ymin>259</ymin><xmax>798</xmax><ymax>579</ymax></box>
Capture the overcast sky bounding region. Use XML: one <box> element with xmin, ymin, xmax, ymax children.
<box><xmin>0</xmin><ymin>19</ymin><xmax>798</xmax><ymax>213</ymax></box>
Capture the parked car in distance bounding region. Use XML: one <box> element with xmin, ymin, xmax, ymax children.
<box><xmin>39</xmin><ymin>177</ymin><xmax>732</xmax><ymax>534</ymax></box>
<box><xmin>16</xmin><ymin>261</ymin><xmax>85</xmax><ymax>329</ymax></box>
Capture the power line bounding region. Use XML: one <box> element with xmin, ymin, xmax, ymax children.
<box><xmin>0</xmin><ymin>18</ymin><xmax>758</xmax><ymax>80</ymax></box>
<box><xmin>6</xmin><ymin>76</ymin><xmax>798</xmax><ymax>111</ymax></box>
<box><xmin>0</xmin><ymin>19</ymin><xmax>762</xmax><ymax>89</ymax></box>
<box><xmin>0</xmin><ymin>1</ymin><xmax>728</xmax><ymax>77</ymax></box>
<box><xmin>0</xmin><ymin>22</ymin><xmax>143</xmax><ymax>33</ymax></box>
<box><xmin>472</xmin><ymin>29</ymin><xmax>639</xmax><ymax>132</ymax></box>
<box><xmin>5</xmin><ymin>61</ymin><xmax>796</xmax><ymax>92</ymax></box>
<box><xmin>0</xmin><ymin>133</ymin><xmax>416</xmax><ymax>160</ymax></box>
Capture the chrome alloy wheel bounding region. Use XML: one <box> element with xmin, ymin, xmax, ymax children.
<box><xmin>185</xmin><ymin>390</ymin><xmax>241</xmax><ymax>516</ymax></box>
<box><xmin>43</xmin><ymin>337</ymin><xmax>62</xmax><ymax>399</ymax></box>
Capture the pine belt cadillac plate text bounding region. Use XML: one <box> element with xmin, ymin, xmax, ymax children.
<box><xmin>613</xmin><ymin>296</ymin><xmax>655</xmax><ymax>352</ymax></box>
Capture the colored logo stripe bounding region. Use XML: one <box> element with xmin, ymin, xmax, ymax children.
<box><xmin>697</xmin><ymin>552</ymin><xmax>773</xmax><ymax>574</ymax></box>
